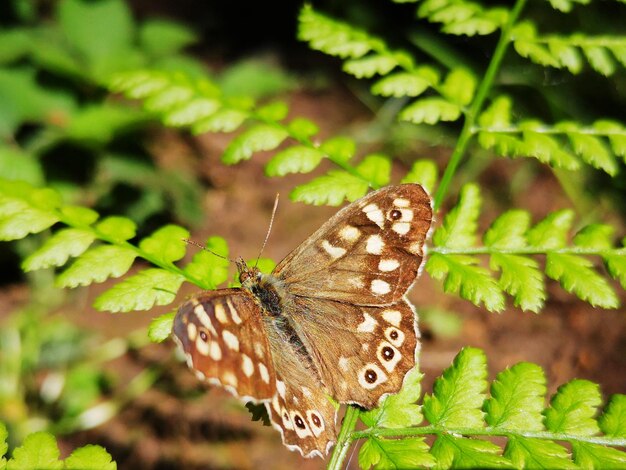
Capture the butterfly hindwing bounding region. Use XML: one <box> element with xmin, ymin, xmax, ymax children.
<box><xmin>274</xmin><ymin>184</ymin><xmax>432</xmax><ymax>306</ymax></box>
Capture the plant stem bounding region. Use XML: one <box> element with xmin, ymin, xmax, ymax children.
<box><xmin>327</xmin><ymin>405</ymin><xmax>360</xmax><ymax>470</ymax></box>
<box><xmin>351</xmin><ymin>425</ymin><xmax>626</xmax><ymax>448</ymax></box>
<box><xmin>433</xmin><ymin>0</ymin><xmax>528</xmax><ymax>211</ymax></box>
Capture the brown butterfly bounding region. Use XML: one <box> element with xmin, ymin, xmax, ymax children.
<box><xmin>172</xmin><ymin>184</ymin><xmax>433</xmax><ymax>457</ymax></box>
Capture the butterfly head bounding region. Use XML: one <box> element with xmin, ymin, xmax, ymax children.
<box><xmin>236</xmin><ymin>256</ymin><xmax>262</xmax><ymax>287</ymax></box>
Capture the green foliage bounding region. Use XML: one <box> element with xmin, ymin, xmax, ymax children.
<box><xmin>355</xmin><ymin>348</ymin><xmax>626</xmax><ymax>470</ymax></box>
<box><xmin>427</xmin><ymin>184</ymin><xmax>625</xmax><ymax>312</ymax></box>
<box><xmin>0</xmin><ymin>425</ymin><xmax>116</xmax><ymax>470</ymax></box>
<box><xmin>416</xmin><ymin>0</ymin><xmax>509</xmax><ymax>36</ymax></box>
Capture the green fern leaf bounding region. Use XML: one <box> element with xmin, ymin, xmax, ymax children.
<box><xmin>6</xmin><ymin>432</ymin><xmax>62</xmax><ymax>470</ymax></box>
<box><xmin>256</xmin><ymin>101</ymin><xmax>289</xmax><ymax>121</ymax></box>
<box><xmin>583</xmin><ymin>46</ymin><xmax>616</xmax><ymax>76</ymax></box>
<box><xmin>356</xmin><ymin>154</ymin><xmax>391</xmax><ymax>187</ymax></box>
<box><xmin>490</xmin><ymin>254</ymin><xmax>545</xmax><ymax>312</ymax></box>
<box><xmin>526</xmin><ymin>209</ymin><xmax>574</xmax><ymax>249</ymax></box>
<box><xmin>605</xmin><ymin>248</ymin><xmax>626</xmax><ymax>290</ymax></box>
<box><xmin>265</xmin><ymin>146</ymin><xmax>325</xmax><ymax>177</ymax></box>
<box><xmin>599</xmin><ymin>394</ymin><xmax>626</xmax><ymax>437</ymax></box>
<box><xmin>504</xmin><ymin>436</ymin><xmax>574</xmax><ymax>469</ymax></box>
<box><xmin>484</xmin><ymin>210</ymin><xmax>530</xmax><ymax>249</ymax></box>
<box><xmin>290</xmin><ymin>170</ymin><xmax>369</xmax><ymax>206</ymax></box>
<box><xmin>56</xmin><ymin>245</ymin><xmax>137</xmax><ymax>288</ymax></box>
<box><xmin>148</xmin><ymin>311</ymin><xmax>176</xmax><ymax>343</ymax></box>
<box><xmin>163</xmin><ymin>97</ymin><xmax>220</xmax><ymax>127</ymax></box>
<box><xmin>343</xmin><ymin>54</ymin><xmax>398</xmax><ymax>78</ymax></box>
<box><xmin>440</xmin><ymin>68</ymin><xmax>476</xmax><ymax>106</ymax></box>
<box><xmin>548</xmin><ymin>40</ymin><xmax>583</xmax><ymax>73</ymax></box>
<box><xmin>431</xmin><ymin>434</ymin><xmax>512</xmax><ymax>469</ymax></box>
<box><xmin>95</xmin><ymin>216</ymin><xmax>137</xmax><ymax>242</ymax></box>
<box><xmin>484</xmin><ymin>363</ymin><xmax>546</xmax><ymax>430</ymax></box>
<box><xmin>93</xmin><ymin>268</ymin><xmax>185</xmax><ymax>312</ymax></box>
<box><xmin>433</xmin><ymin>183</ymin><xmax>481</xmax><ymax>248</ymax></box>
<box><xmin>545</xmin><ymin>253</ymin><xmax>619</xmax><ymax>308</ymax></box>
<box><xmin>139</xmin><ymin>225</ymin><xmax>189</xmax><ymax>264</ymax></box>
<box><xmin>427</xmin><ymin>253</ymin><xmax>505</xmax><ymax>311</ymax></box>
<box><xmin>423</xmin><ymin>347</ymin><xmax>487</xmax><ymax>428</ymax></box>
<box><xmin>557</xmin><ymin>122</ymin><xmax>618</xmax><ymax>175</ymax></box>
<box><xmin>544</xmin><ymin>379</ymin><xmax>602</xmax><ymax>435</ymax></box>
<box><xmin>548</xmin><ymin>0</ymin><xmax>590</xmax><ymax>12</ymax></box>
<box><xmin>572</xmin><ymin>442</ymin><xmax>626</xmax><ymax>469</ymax></box>
<box><xmin>399</xmin><ymin>97</ymin><xmax>462</xmax><ymax>124</ymax></box>
<box><xmin>183</xmin><ymin>236</ymin><xmax>230</xmax><ymax>289</ymax></box>
<box><xmin>298</xmin><ymin>5</ymin><xmax>380</xmax><ymax>59</ymax></box>
<box><xmin>22</xmin><ymin>228</ymin><xmax>96</xmax><ymax>271</ymax></box>
<box><xmin>222</xmin><ymin>124</ymin><xmax>288</xmax><ymax>164</ymax></box>
<box><xmin>286</xmin><ymin>118</ymin><xmax>319</xmax><ymax>140</ymax></box>
<box><xmin>191</xmin><ymin>108</ymin><xmax>248</xmax><ymax>134</ymax></box>
<box><xmin>144</xmin><ymin>83</ymin><xmax>194</xmax><ymax>112</ymax></box>
<box><xmin>59</xmin><ymin>206</ymin><xmax>99</xmax><ymax>226</ymax></box>
<box><xmin>519</xmin><ymin>124</ymin><xmax>580</xmax><ymax>170</ymax></box>
<box><xmin>574</xmin><ymin>224</ymin><xmax>614</xmax><ymax>249</ymax></box>
<box><xmin>401</xmin><ymin>159</ymin><xmax>438</xmax><ymax>193</ymax></box>
<box><xmin>0</xmin><ymin>196</ymin><xmax>59</xmax><ymax>241</ymax></box>
<box><xmin>64</xmin><ymin>444</ymin><xmax>116</xmax><ymax>470</ymax></box>
<box><xmin>594</xmin><ymin>120</ymin><xmax>626</xmax><ymax>159</ymax></box>
<box><xmin>319</xmin><ymin>136</ymin><xmax>356</xmax><ymax>163</ymax></box>
<box><xmin>361</xmin><ymin>367</ymin><xmax>423</xmax><ymax>428</ymax></box>
<box><xmin>371</xmin><ymin>71</ymin><xmax>434</xmax><ymax>98</ymax></box>
<box><xmin>359</xmin><ymin>437</ymin><xmax>434</xmax><ymax>470</ymax></box>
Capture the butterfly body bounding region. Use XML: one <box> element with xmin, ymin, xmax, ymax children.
<box><xmin>173</xmin><ymin>184</ymin><xmax>433</xmax><ymax>457</ymax></box>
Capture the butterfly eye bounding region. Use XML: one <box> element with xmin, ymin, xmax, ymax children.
<box><xmin>364</xmin><ymin>369</ymin><xmax>378</xmax><ymax>383</ymax></box>
<box><xmin>199</xmin><ymin>330</ymin><xmax>208</xmax><ymax>342</ymax></box>
<box><xmin>294</xmin><ymin>415</ymin><xmax>306</xmax><ymax>429</ymax></box>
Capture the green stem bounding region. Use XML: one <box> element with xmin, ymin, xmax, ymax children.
<box><xmin>429</xmin><ymin>246</ymin><xmax>626</xmax><ymax>256</ymax></box>
<box><xmin>327</xmin><ymin>405</ymin><xmax>360</xmax><ymax>470</ymax></box>
<box><xmin>351</xmin><ymin>425</ymin><xmax>626</xmax><ymax>447</ymax></box>
<box><xmin>433</xmin><ymin>0</ymin><xmax>528</xmax><ymax>211</ymax></box>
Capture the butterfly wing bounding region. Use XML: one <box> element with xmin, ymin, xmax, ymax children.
<box><xmin>274</xmin><ymin>184</ymin><xmax>432</xmax><ymax>306</ymax></box>
<box><xmin>173</xmin><ymin>289</ymin><xmax>338</xmax><ymax>457</ymax></box>
<box><xmin>287</xmin><ymin>296</ymin><xmax>419</xmax><ymax>409</ymax></box>
<box><xmin>173</xmin><ymin>289</ymin><xmax>277</xmax><ymax>401</ymax></box>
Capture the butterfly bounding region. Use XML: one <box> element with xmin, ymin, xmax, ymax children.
<box><xmin>172</xmin><ymin>184</ymin><xmax>433</xmax><ymax>458</ymax></box>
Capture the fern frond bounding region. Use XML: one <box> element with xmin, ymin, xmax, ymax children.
<box><xmin>353</xmin><ymin>348</ymin><xmax>626</xmax><ymax>470</ymax></box>
<box><xmin>512</xmin><ymin>22</ymin><xmax>626</xmax><ymax>76</ymax></box>
<box><xmin>477</xmin><ymin>96</ymin><xmax>626</xmax><ymax>175</ymax></box>
<box><xmin>0</xmin><ymin>423</ymin><xmax>116</xmax><ymax>470</ymax></box>
<box><xmin>416</xmin><ymin>0</ymin><xmax>509</xmax><ymax>36</ymax></box>
<box><xmin>428</xmin><ymin>184</ymin><xmax>626</xmax><ymax>311</ymax></box>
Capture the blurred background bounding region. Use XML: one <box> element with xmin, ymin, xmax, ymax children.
<box><xmin>0</xmin><ymin>0</ymin><xmax>625</xmax><ymax>468</ymax></box>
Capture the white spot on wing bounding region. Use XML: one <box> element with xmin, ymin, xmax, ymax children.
<box><xmin>222</xmin><ymin>330</ymin><xmax>240</xmax><ymax>351</ymax></box>
<box><xmin>259</xmin><ymin>362</ymin><xmax>270</xmax><ymax>383</ymax></box>
<box><xmin>276</xmin><ymin>380</ymin><xmax>286</xmax><ymax>399</ymax></box>
<box><xmin>194</xmin><ymin>304</ymin><xmax>217</xmax><ymax>336</ymax></box>
<box><xmin>392</xmin><ymin>221</ymin><xmax>411</xmax><ymax>235</ymax></box>
<box><xmin>187</xmin><ymin>322</ymin><xmax>197</xmax><ymax>341</ymax></box>
<box><xmin>363</xmin><ymin>203</ymin><xmax>385</xmax><ymax>228</ymax></box>
<box><xmin>393</xmin><ymin>198</ymin><xmax>410</xmax><ymax>207</ymax></box>
<box><xmin>382</xmin><ymin>309</ymin><xmax>402</xmax><ymax>327</ymax></box>
<box><xmin>226</xmin><ymin>298</ymin><xmax>242</xmax><ymax>324</ymax></box>
<box><xmin>254</xmin><ymin>341</ymin><xmax>266</xmax><ymax>359</ymax></box>
<box><xmin>371</xmin><ymin>279</ymin><xmax>391</xmax><ymax>295</ymax></box>
<box><xmin>357</xmin><ymin>312</ymin><xmax>377</xmax><ymax>333</ymax></box>
<box><xmin>214</xmin><ymin>304</ymin><xmax>228</xmax><ymax>324</ymax></box>
<box><xmin>366</xmin><ymin>234</ymin><xmax>384</xmax><ymax>255</ymax></box>
<box><xmin>307</xmin><ymin>410</ymin><xmax>325</xmax><ymax>437</ymax></box>
<box><xmin>339</xmin><ymin>356</ymin><xmax>349</xmax><ymax>371</ymax></box>
<box><xmin>242</xmin><ymin>354</ymin><xmax>254</xmax><ymax>377</ymax></box>
<box><xmin>196</xmin><ymin>336</ymin><xmax>210</xmax><ymax>356</ymax></box>
<box><xmin>377</xmin><ymin>341</ymin><xmax>402</xmax><ymax>373</ymax></box>
<box><xmin>385</xmin><ymin>326</ymin><xmax>405</xmax><ymax>347</ymax></box>
<box><xmin>348</xmin><ymin>276</ymin><xmax>364</xmax><ymax>289</ymax></box>
<box><xmin>321</xmin><ymin>240</ymin><xmax>346</xmax><ymax>259</ymax></box>
<box><xmin>302</xmin><ymin>387</ymin><xmax>312</xmax><ymax>398</ymax></box>
<box><xmin>222</xmin><ymin>371</ymin><xmax>238</xmax><ymax>387</ymax></box>
<box><xmin>209</xmin><ymin>341</ymin><xmax>222</xmax><ymax>360</ymax></box>
<box><xmin>378</xmin><ymin>259</ymin><xmax>399</xmax><ymax>272</ymax></box>
<box><xmin>358</xmin><ymin>363</ymin><xmax>388</xmax><ymax>390</ymax></box>
<box><xmin>339</xmin><ymin>225</ymin><xmax>360</xmax><ymax>243</ymax></box>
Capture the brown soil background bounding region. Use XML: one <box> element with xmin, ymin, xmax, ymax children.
<box><xmin>6</xmin><ymin>85</ymin><xmax>624</xmax><ymax>469</ymax></box>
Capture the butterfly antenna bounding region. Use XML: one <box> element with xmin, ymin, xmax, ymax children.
<box><xmin>182</xmin><ymin>238</ymin><xmax>237</xmax><ymax>263</ymax></box>
<box><xmin>255</xmin><ymin>193</ymin><xmax>279</xmax><ymax>268</ymax></box>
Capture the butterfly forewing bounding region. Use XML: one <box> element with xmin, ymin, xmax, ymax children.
<box><xmin>173</xmin><ymin>289</ymin><xmax>276</xmax><ymax>401</ymax></box>
<box><xmin>274</xmin><ymin>184</ymin><xmax>432</xmax><ymax>306</ymax></box>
